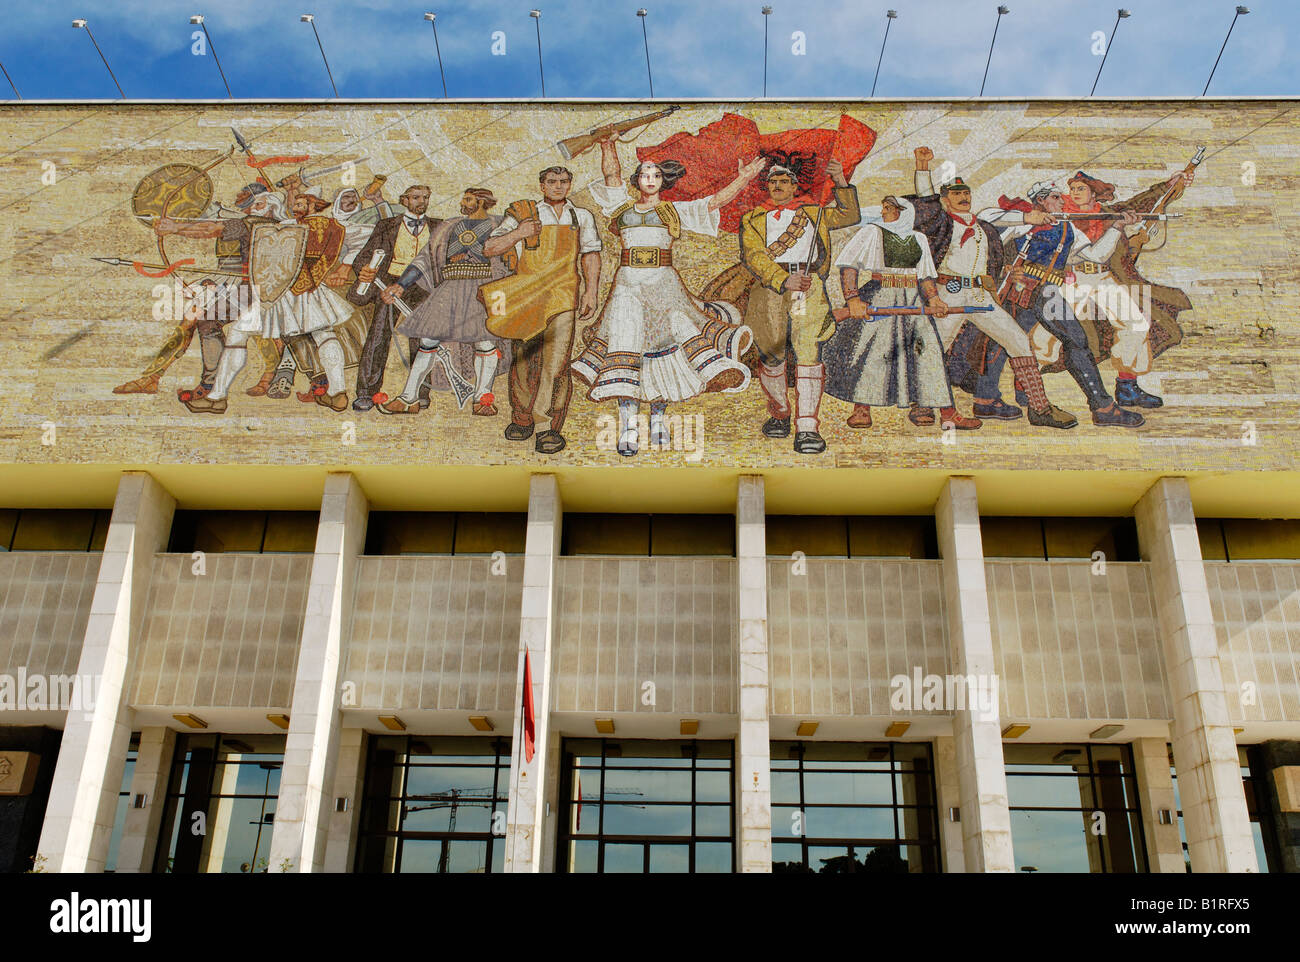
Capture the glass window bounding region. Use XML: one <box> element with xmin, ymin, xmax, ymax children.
<box><xmin>770</xmin><ymin>741</ymin><xmax>941</xmax><ymax>873</ymax></box>
<box><xmin>1</xmin><ymin>509</ymin><xmax>110</xmax><ymax>551</ymax></box>
<box><xmin>153</xmin><ymin>733</ymin><xmax>285</xmax><ymax>873</ymax></box>
<box><xmin>558</xmin><ymin>739</ymin><xmax>734</xmax><ymax>873</ymax></box>
<box><xmin>1005</xmin><ymin>743</ymin><xmax>1146</xmax><ymax>873</ymax></box>
<box><xmin>167</xmin><ymin>511</ymin><xmax>318</xmax><ymax>553</ymax></box>
<box><xmin>355</xmin><ymin>735</ymin><xmax>511</xmax><ymax>873</ymax></box>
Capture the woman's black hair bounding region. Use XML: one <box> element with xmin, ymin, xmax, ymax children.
<box><xmin>629</xmin><ymin>159</ymin><xmax>687</xmax><ymax>194</ymax></box>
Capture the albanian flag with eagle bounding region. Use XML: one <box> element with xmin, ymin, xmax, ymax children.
<box><xmin>634</xmin><ymin>112</ymin><xmax>876</xmax><ymax>233</ymax></box>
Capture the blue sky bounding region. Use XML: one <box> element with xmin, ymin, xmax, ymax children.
<box><xmin>0</xmin><ymin>0</ymin><xmax>1293</xmax><ymax>101</ymax></box>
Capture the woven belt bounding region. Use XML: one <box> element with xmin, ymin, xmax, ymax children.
<box><xmin>621</xmin><ymin>247</ymin><xmax>671</xmax><ymax>268</ymax></box>
<box><xmin>442</xmin><ymin>262</ymin><xmax>491</xmax><ymax>280</ymax></box>
<box><xmin>871</xmin><ymin>271</ymin><xmax>919</xmax><ymax>288</ymax></box>
<box><xmin>1022</xmin><ymin>262</ymin><xmax>1066</xmax><ymax>286</ymax></box>
<box><xmin>937</xmin><ymin>273</ymin><xmax>993</xmax><ymax>288</ymax></box>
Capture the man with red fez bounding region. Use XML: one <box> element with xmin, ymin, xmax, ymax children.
<box><xmin>739</xmin><ymin>153</ymin><xmax>860</xmax><ymax>454</ymax></box>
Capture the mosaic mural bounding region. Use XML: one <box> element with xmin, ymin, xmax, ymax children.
<box><xmin>0</xmin><ymin>101</ymin><xmax>1296</xmax><ymax>471</ymax></box>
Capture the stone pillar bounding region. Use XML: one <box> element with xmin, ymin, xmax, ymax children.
<box><xmin>323</xmin><ymin>727</ymin><xmax>367</xmax><ymax>873</ymax></box>
<box><xmin>1131</xmin><ymin>736</ymin><xmax>1185</xmax><ymax>873</ymax></box>
<box><xmin>269</xmin><ymin>473</ymin><xmax>368</xmax><ymax>873</ymax></box>
<box><xmin>934</xmin><ymin>477</ymin><xmax>1014</xmax><ymax>873</ymax></box>
<box><xmin>1135</xmin><ymin>477</ymin><xmax>1256</xmax><ymax>873</ymax></box>
<box><xmin>115</xmin><ymin>726</ymin><xmax>175</xmax><ymax>873</ymax></box>
<box><xmin>504</xmin><ymin>475</ymin><xmax>561</xmax><ymax>873</ymax></box>
<box><xmin>735</xmin><ymin>476</ymin><xmax>772</xmax><ymax>873</ymax></box>
<box><xmin>933</xmin><ymin>735</ymin><xmax>967</xmax><ymax>873</ymax></box>
<box><xmin>38</xmin><ymin>472</ymin><xmax>174</xmax><ymax>872</ymax></box>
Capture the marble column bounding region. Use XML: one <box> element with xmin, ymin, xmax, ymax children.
<box><xmin>269</xmin><ymin>473</ymin><xmax>368</xmax><ymax>873</ymax></box>
<box><xmin>38</xmin><ymin>471</ymin><xmax>174</xmax><ymax>872</ymax></box>
<box><xmin>503</xmin><ymin>475</ymin><xmax>561</xmax><ymax>872</ymax></box>
<box><xmin>934</xmin><ymin>477</ymin><xmax>1014</xmax><ymax>873</ymax></box>
<box><xmin>933</xmin><ymin>735</ymin><xmax>967</xmax><ymax>873</ymax></box>
<box><xmin>114</xmin><ymin>726</ymin><xmax>176</xmax><ymax>873</ymax></box>
<box><xmin>735</xmin><ymin>476</ymin><xmax>772</xmax><ymax>873</ymax></box>
<box><xmin>1135</xmin><ymin>477</ymin><xmax>1256</xmax><ymax>872</ymax></box>
<box><xmin>323</xmin><ymin>727</ymin><xmax>367</xmax><ymax>873</ymax></box>
<box><xmin>1131</xmin><ymin>736</ymin><xmax>1186</xmax><ymax>872</ymax></box>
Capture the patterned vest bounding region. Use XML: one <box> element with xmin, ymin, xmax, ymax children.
<box><xmin>881</xmin><ymin>231</ymin><xmax>923</xmax><ymax>269</ymax></box>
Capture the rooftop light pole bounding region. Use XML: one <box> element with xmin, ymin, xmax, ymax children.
<box><xmin>871</xmin><ymin>10</ymin><xmax>898</xmax><ymax>98</ymax></box>
<box><xmin>1090</xmin><ymin>9</ymin><xmax>1129</xmax><ymax>96</ymax></box>
<box><xmin>761</xmin><ymin>6</ymin><xmax>771</xmax><ymax>97</ymax></box>
<box><xmin>979</xmin><ymin>5</ymin><xmax>1009</xmax><ymax>97</ymax></box>
<box><xmin>423</xmin><ymin>13</ymin><xmax>448</xmax><ymax>98</ymax></box>
<box><xmin>637</xmin><ymin>9</ymin><xmax>654</xmax><ymax>99</ymax></box>
<box><xmin>1203</xmin><ymin>6</ymin><xmax>1250</xmax><ymax>96</ymax></box>
<box><xmin>190</xmin><ymin>15</ymin><xmax>233</xmax><ymax>98</ymax></box>
<box><xmin>300</xmin><ymin>14</ymin><xmax>338</xmax><ymax>98</ymax></box>
<box><xmin>72</xmin><ymin>19</ymin><xmax>125</xmax><ymax>99</ymax></box>
<box><xmin>530</xmin><ymin>10</ymin><xmax>546</xmax><ymax>98</ymax></box>
<box><xmin>0</xmin><ymin>56</ymin><xmax>19</xmax><ymax>99</ymax></box>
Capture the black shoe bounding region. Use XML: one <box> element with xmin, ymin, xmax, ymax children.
<box><xmin>763</xmin><ymin>416</ymin><xmax>791</xmax><ymax>438</ymax></box>
<box><xmin>793</xmin><ymin>431</ymin><xmax>826</xmax><ymax>454</ymax></box>
<box><xmin>972</xmin><ymin>399</ymin><xmax>1022</xmax><ymax>420</ymax></box>
<box><xmin>1115</xmin><ymin>378</ymin><xmax>1163</xmax><ymax>408</ymax></box>
<box><xmin>352</xmin><ymin>396</ymin><xmax>374</xmax><ymax>412</ymax></box>
<box><xmin>504</xmin><ymin>422</ymin><xmax>534</xmax><ymax>441</ymax></box>
<box><xmin>535</xmin><ymin>430</ymin><xmax>566</xmax><ymax>454</ymax></box>
<box><xmin>1092</xmin><ymin>403</ymin><xmax>1144</xmax><ymax>428</ymax></box>
<box><xmin>1027</xmin><ymin>403</ymin><xmax>1079</xmax><ymax>429</ymax></box>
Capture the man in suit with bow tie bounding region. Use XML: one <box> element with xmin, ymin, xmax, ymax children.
<box><xmin>348</xmin><ymin>184</ymin><xmax>442</xmax><ymax>412</ymax></box>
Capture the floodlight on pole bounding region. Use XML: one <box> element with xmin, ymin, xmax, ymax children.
<box><xmin>1203</xmin><ymin>6</ymin><xmax>1250</xmax><ymax>96</ymax></box>
<box><xmin>871</xmin><ymin>10</ymin><xmax>898</xmax><ymax>98</ymax></box>
<box><xmin>190</xmin><ymin>15</ymin><xmax>233</xmax><ymax>98</ymax></box>
<box><xmin>979</xmin><ymin>5</ymin><xmax>1009</xmax><ymax>97</ymax></box>
<box><xmin>762</xmin><ymin>6</ymin><xmax>772</xmax><ymax>98</ymax></box>
<box><xmin>300</xmin><ymin>14</ymin><xmax>338</xmax><ymax>98</ymax></box>
<box><xmin>1090</xmin><ymin>9</ymin><xmax>1129</xmax><ymax>97</ymax></box>
<box><xmin>530</xmin><ymin>10</ymin><xmax>545</xmax><ymax>98</ymax></box>
<box><xmin>637</xmin><ymin>9</ymin><xmax>654</xmax><ymax>99</ymax></box>
<box><xmin>0</xmin><ymin>56</ymin><xmax>19</xmax><ymax>99</ymax></box>
<box><xmin>72</xmin><ymin>19</ymin><xmax>125</xmax><ymax>99</ymax></box>
<box><xmin>424</xmin><ymin>13</ymin><xmax>448</xmax><ymax>98</ymax></box>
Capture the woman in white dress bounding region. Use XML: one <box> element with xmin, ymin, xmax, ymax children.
<box><xmin>572</xmin><ymin>138</ymin><xmax>766</xmax><ymax>455</ymax></box>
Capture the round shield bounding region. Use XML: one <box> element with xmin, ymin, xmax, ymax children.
<box><xmin>131</xmin><ymin>163</ymin><xmax>214</xmax><ymax>226</ymax></box>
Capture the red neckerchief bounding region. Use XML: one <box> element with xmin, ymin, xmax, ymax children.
<box><xmin>948</xmin><ymin>210</ymin><xmax>977</xmax><ymax>247</ymax></box>
<box><xmin>1063</xmin><ymin>197</ymin><xmax>1107</xmax><ymax>242</ymax></box>
<box><xmin>761</xmin><ymin>193</ymin><xmax>815</xmax><ymax>213</ymax></box>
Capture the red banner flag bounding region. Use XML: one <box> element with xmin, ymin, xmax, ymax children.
<box><xmin>522</xmin><ymin>650</ymin><xmax>536</xmax><ymax>763</ymax></box>
<box><xmin>636</xmin><ymin>113</ymin><xmax>875</xmax><ymax>232</ymax></box>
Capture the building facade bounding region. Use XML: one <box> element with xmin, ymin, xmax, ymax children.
<box><xmin>1</xmin><ymin>98</ymin><xmax>1298</xmax><ymax>873</ymax></box>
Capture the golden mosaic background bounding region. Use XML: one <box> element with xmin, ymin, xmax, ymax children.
<box><xmin>0</xmin><ymin>100</ymin><xmax>1296</xmax><ymax>476</ymax></box>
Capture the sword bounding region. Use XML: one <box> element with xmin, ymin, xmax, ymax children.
<box><xmin>276</xmin><ymin>156</ymin><xmax>371</xmax><ymax>188</ymax></box>
<box><xmin>391</xmin><ymin>297</ymin><xmax>474</xmax><ymax>407</ymax></box>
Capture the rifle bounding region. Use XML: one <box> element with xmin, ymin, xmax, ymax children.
<box><xmin>831</xmin><ymin>305</ymin><xmax>993</xmax><ymax>322</ymax></box>
<box><xmin>1054</xmin><ymin>212</ymin><xmax>1182</xmax><ymax>221</ymax></box>
<box><xmin>556</xmin><ymin>106</ymin><xmax>680</xmax><ymax>161</ymax></box>
<box><xmin>1129</xmin><ymin>145</ymin><xmax>1203</xmax><ymax>257</ymax></box>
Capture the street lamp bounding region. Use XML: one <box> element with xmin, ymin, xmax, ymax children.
<box><xmin>979</xmin><ymin>5</ymin><xmax>1009</xmax><ymax>97</ymax></box>
<box><xmin>1203</xmin><ymin>6</ymin><xmax>1250</xmax><ymax>96</ymax></box>
<box><xmin>72</xmin><ymin>19</ymin><xmax>125</xmax><ymax>99</ymax></box>
<box><xmin>424</xmin><ymin>13</ymin><xmax>448</xmax><ymax>98</ymax></box>
<box><xmin>190</xmin><ymin>15</ymin><xmax>233</xmax><ymax>98</ymax></box>
<box><xmin>871</xmin><ymin>10</ymin><xmax>898</xmax><ymax>98</ymax></box>
<box><xmin>300</xmin><ymin>14</ymin><xmax>339</xmax><ymax>98</ymax></box>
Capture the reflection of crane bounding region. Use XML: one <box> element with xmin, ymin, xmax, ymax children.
<box><xmin>404</xmin><ymin>788</ymin><xmax>495</xmax><ymax>873</ymax></box>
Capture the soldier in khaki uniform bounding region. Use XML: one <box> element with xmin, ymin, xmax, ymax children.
<box><xmin>739</xmin><ymin>157</ymin><xmax>859</xmax><ymax>454</ymax></box>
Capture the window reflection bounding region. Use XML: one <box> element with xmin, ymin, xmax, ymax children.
<box><xmin>154</xmin><ymin>733</ymin><xmax>285</xmax><ymax>873</ymax></box>
<box><xmin>1005</xmin><ymin>743</ymin><xmax>1146</xmax><ymax>873</ymax></box>
<box><xmin>104</xmin><ymin>734</ymin><xmax>139</xmax><ymax>872</ymax></box>
<box><xmin>559</xmin><ymin>739</ymin><xmax>734</xmax><ymax>873</ymax></box>
<box><xmin>770</xmin><ymin>741</ymin><xmax>941</xmax><ymax>873</ymax></box>
<box><xmin>355</xmin><ymin>735</ymin><xmax>510</xmax><ymax>873</ymax></box>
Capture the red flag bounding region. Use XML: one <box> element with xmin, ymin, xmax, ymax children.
<box><xmin>522</xmin><ymin>650</ymin><xmax>536</xmax><ymax>763</ymax></box>
<box><xmin>637</xmin><ymin>113</ymin><xmax>876</xmax><ymax>233</ymax></box>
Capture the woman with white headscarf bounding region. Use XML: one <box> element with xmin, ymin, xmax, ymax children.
<box><xmin>331</xmin><ymin>187</ymin><xmax>374</xmax><ymax>266</ymax></box>
<box><xmin>821</xmin><ymin>195</ymin><xmax>976</xmax><ymax>430</ymax></box>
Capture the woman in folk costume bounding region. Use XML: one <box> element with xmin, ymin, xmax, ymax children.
<box><xmin>572</xmin><ymin>137</ymin><xmax>766</xmax><ymax>456</ymax></box>
<box><xmin>822</xmin><ymin>196</ymin><xmax>977</xmax><ymax>430</ymax></box>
